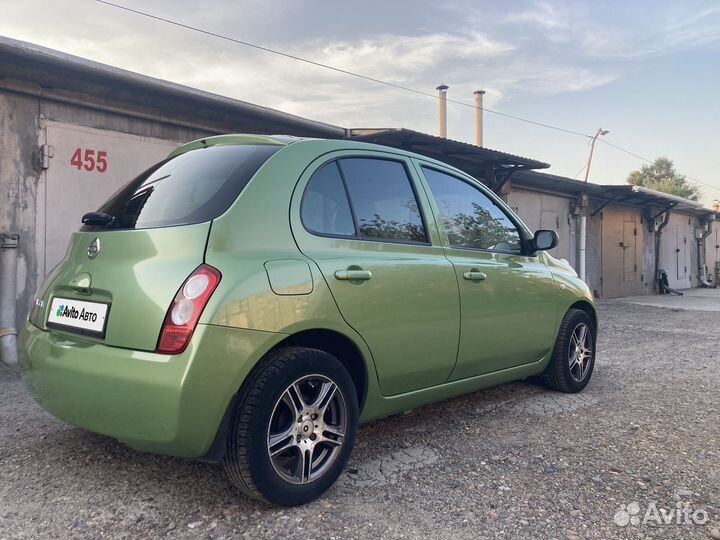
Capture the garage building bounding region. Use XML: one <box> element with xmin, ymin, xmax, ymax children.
<box><xmin>0</xmin><ymin>36</ymin><xmax>345</xmax><ymax>349</ymax></box>
<box><xmin>1</xmin><ymin>37</ymin><xmax>717</xmax><ymax>364</ymax></box>
<box><xmin>507</xmin><ymin>171</ymin><xmax>717</xmax><ymax>298</ymax></box>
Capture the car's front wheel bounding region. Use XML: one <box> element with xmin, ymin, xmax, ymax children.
<box><xmin>540</xmin><ymin>308</ymin><xmax>596</xmax><ymax>393</ymax></box>
<box><xmin>223</xmin><ymin>347</ymin><xmax>358</xmax><ymax>506</ymax></box>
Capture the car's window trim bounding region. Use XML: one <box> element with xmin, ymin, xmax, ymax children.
<box><xmin>335</xmin><ymin>159</ymin><xmax>364</xmax><ymax>240</ymax></box>
<box><xmin>419</xmin><ymin>163</ymin><xmax>532</xmax><ymax>256</ymax></box>
<box><xmin>299</xmin><ymin>161</ymin><xmax>358</xmax><ymax>240</ymax></box>
<box><xmin>81</xmin><ymin>145</ymin><xmax>281</xmax><ymax>232</ymax></box>
<box><xmin>300</xmin><ymin>155</ymin><xmax>433</xmax><ymax>247</ymax></box>
<box><xmin>338</xmin><ymin>157</ymin><xmax>431</xmax><ymax>246</ymax></box>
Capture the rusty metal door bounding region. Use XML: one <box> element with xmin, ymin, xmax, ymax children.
<box><xmin>622</xmin><ymin>220</ymin><xmax>639</xmax><ymax>283</ymax></box>
<box><xmin>40</xmin><ymin>122</ymin><xmax>182</xmax><ymax>274</ymax></box>
<box><xmin>601</xmin><ymin>206</ymin><xmax>645</xmax><ymax>298</ymax></box>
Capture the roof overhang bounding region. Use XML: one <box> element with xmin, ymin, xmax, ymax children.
<box><xmin>0</xmin><ymin>35</ymin><xmax>345</xmax><ymax>138</ymax></box>
<box><xmin>511</xmin><ymin>171</ymin><xmax>715</xmax><ymax>219</ymax></box>
<box><xmin>347</xmin><ymin>128</ymin><xmax>549</xmax><ymax>181</ymax></box>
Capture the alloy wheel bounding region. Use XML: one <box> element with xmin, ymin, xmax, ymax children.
<box><xmin>267</xmin><ymin>374</ymin><xmax>347</xmax><ymax>484</ymax></box>
<box><xmin>568</xmin><ymin>323</ymin><xmax>593</xmax><ymax>383</ymax></box>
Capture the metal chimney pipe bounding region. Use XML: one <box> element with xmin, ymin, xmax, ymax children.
<box><xmin>474</xmin><ymin>90</ymin><xmax>486</xmax><ymax>147</ymax></box>
<box><xmin>436</xmin><ymin>85</ymin><xmax>449</xmax><ymax>138</ymax></box>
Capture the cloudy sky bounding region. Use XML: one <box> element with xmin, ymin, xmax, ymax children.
<box><xmin>2</xmin><ymin>0</ymin><xmax>719</xmax><ymax>203</ymax></box>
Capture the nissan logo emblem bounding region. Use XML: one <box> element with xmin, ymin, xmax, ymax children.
<box><xmin>87</xmin><ymin>238</ymin><xmax>101</xmax><ymax>259</ymax></box>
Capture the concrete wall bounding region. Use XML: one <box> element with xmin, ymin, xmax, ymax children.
<box><xmin>706</xmin><ymin>221</ymin><xmax>720</xmax><ymax>284</ymax></box>
<box><xmin>0</xmin><ymin>88</ymin><xmax>213</xmax><ymax>337</ymax></box>
<box><xmin>584</xmin><ymin>211</ymin><xmax>602</xmax><ymax>298</ymax></box>
<box><xmin>0</xmin><ymin>92</ymin><xmax>44</xmax><ymax>344</ymax></box>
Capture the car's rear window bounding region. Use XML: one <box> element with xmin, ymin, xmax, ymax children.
<box><xmin>81</xmin><ymin>144</ymin><xmax>281</xmax><ymax>231</ymax></box>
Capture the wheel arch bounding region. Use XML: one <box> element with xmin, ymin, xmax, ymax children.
<box><xmin>269</xmin><ymin>329</ymin><xmax>369</xmax><ymax>411</ymax></box>
<box><xmin>201</xmin><ymin>327</ymin><xmax>370</xmax><ymax>463</ymax></box>
<box><xmin>568</xmin><ymin>300</ymin><xmax>598</xmax><ymax>330</ymax></box>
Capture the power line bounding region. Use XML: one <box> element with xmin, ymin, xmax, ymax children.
<box><xmin>599</xmin><ymin>139</ymin><xmax>653</xmax><ymax>164</ymax></box>
<box><xmin>598</xmin><ymin>139</ymin><xmax>720</xmax><ymax>194</ymax></box>
<box><xmin>95</xmin><ymin>0</ymin><xmax>720</xmax><ymax>196</ymax></box>
<box><xmin>573</xmin><ymin>163</ymin><xmax>588</xmax><ymax>180</ymax></box>
<box><xmin>94</xmin><ymin>0</ymin><xmax>593</xmax><ymax>139</ymax></box>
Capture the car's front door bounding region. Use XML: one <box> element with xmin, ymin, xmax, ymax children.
<box><xmin>416</xmin><ymin>164</ymin><xmax>558</xmax><ymax>380</ymax></box>
<box><xmin>291</xmin><ymin>152</ymin><xmax>460</xmax><ymax>396</ymax></box>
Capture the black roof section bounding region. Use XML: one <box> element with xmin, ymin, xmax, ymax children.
<box><xmin>347</xmin><ymin>128</ymin><xmax>550</xmax><ymax>179</ymax></box>
<box><xmin>512</xmin><ymin>170</ymin><xmax>714</xmax><ymax>218</ymax></box>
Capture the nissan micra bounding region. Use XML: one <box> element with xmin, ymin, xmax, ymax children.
<box><xmin>22</xmin><ymin>134</ymin><xmax>597</xmax><ymax>506</ymax></box>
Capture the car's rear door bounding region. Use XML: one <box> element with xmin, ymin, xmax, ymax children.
<box><xmin>415</xmin><ymin>163</ymin><xmax>558</xmax><ymax>380</ymax></box>
<box><xmin>291</xmin><ymin>151</ymin><xmax>460</xmax><ymax>396</ymax></box>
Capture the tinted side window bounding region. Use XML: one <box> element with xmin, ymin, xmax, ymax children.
<box><xmin>82</xmin><ymin>145</ymin><xmax>280</xmax><ymax>231</ymax></box>
<box><xmin>423</xmin><ymin>167</ymin><xmax>522</xmax><ymax>253</ymax></box>
<box><xmin>301</xmin><ymin>162</ymin><xmax>356</xmax><ymax>237</ymax></box>
<box><xmin>339</xmin><ymin>158</ymin><xmax>427</xmax><ymax>243</ymax></box>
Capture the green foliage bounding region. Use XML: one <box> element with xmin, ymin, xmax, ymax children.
<box><xmin>355</xmin><ymin>200</ymin><xmax>521</xmax><ymax>251</ymax></box>
<box><xmin>626</xmin><ymin>157</ymin><xmax>700</xmax><ymax>201</ymax></box>
<box><xmin>444</xmin><ymin>202</ymin><xmax>521</xmax><ymax>251</ymax></box>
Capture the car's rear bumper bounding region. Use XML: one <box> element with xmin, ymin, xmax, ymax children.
<box><xmin>20</xmin><ymin>322</ymin><xmax>284</xmax><ymax>458</ymax></box>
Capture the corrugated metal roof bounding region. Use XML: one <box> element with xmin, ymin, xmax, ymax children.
<box><xmin>347</xmin><ymin>128</ymin><xmax>550</xmax><ymax>173</ymax></box>
<box><xmin>512</xmin><ymin>170</ymin><xmax>715</xmax><ymax>218</ymax></box>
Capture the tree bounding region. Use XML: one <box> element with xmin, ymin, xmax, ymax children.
<box><xmin>626</xmin><ymin>157</ymin><xmax>700</xmax><ymax>201</ymax></box>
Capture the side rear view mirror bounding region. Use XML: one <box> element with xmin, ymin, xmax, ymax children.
<box><xmin>533</xmin><ymin>230</ymin><xmax>559</xmax><ymax>251</ymax></box>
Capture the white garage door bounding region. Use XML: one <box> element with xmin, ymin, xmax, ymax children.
<box><xmin>40</xmin><ymin>122</ymin><xmax>182</xmax><ymax>274</ymax></box>
<box><xmin>508</xmin><ymin>190</ymin><xmax>572</xmax><ymax>263</ymax></box>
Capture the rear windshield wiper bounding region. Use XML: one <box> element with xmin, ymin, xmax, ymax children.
<box><xmin>82</xmin><ymin>212</ymin><xmax>116</xmax><ymax>227</ymax></box>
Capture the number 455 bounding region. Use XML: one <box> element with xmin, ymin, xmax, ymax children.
<box><xmin>71</xmin><ymin>148</ymin><xmax>108</xmax><ymax>173</ymax></box>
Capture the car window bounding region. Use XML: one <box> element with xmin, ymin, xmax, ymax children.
<box><xmin>301</xmin><ymin>161</ymin><xmax>356</xmax><ymax>237</ymax></box>
<box><xmin>82</xmin><ymin>144</ymin><xmax>281</xmax><ymax>231</ymax></box>
<box><xmin>338</xmin><ymin>158</ymin><xmax>427</xmax><ymax>244</ymax></box>
<box><xmin>423</xmin><ymin>167</ymin><xmax>522</xmax><ymax>253</ymax></box>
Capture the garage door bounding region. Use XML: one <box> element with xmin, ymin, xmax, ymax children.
<box><xmin>658</xmin><ymin>213</ymin><xmax>694</xmax><ymax>290</ymax></box>
<box><xmin>508</xmin><ymin>190</ymin><xmax>572</xmax><ymax>264</ymax></box>
<box><xmin>675</xmin><ymin>223</ymin><xmax>689</xmax><ymax>280</ymax></box>
<box><xmin>601</xmin><ymin>206</ymin><xmax>645</xmax><ymax>298</ymax></box>
<box><xmin>40</xmin><ymin>122</ymin><xmax>182</xmax><ymax>274</ymax></box>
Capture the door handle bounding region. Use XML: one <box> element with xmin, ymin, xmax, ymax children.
<box><xmin>334</xmin><ymin>269</ymin><xmax>373</xmax><ymax>281</ymax></box>
<box><xmin>463</xmin><ymin>271</ymin><xmax>487</xmax><ymax>281</ymax></box>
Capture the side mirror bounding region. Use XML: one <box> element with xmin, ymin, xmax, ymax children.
<box><xmin>533</xmin><ymin>229</ymin><xmax>559</xmax><ymax>251</ymax></box>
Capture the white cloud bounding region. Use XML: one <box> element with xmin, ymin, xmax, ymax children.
<box><xmin>503</xmin><ymin>1</ymin><xmax>569</xmax><ymax>30</ymax></box>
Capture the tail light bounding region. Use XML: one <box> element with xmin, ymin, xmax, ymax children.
<box><xmin>157</xmin><ymin>264</ymin><xmax>221</xmax><ymax>354</ymax></box>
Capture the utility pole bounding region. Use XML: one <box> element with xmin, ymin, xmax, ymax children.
<box><xmin>584</xmin><ymin>128</ymin><xmax>609</xmax><ymax>182</ymax></box>
<box><xmin>579</xmin><ymin>128</ymin><xmax>609</xmax><ymax>283</ymax></box>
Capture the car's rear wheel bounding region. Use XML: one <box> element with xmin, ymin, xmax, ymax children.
<box><xmin>540</xmin><ymin>308</ymin><xmax>596</xmax><ymax>393</ymax></box>
<box><xmin>223</xmin><ymin>347</ymin><xmax>358</xmax><ymax>506</ymax></box>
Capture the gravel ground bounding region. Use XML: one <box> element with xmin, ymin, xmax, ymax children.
<box><xmin>2</xmin><ymin>302</ymin><xmax>720</xmax><ymax>540</ymax></box>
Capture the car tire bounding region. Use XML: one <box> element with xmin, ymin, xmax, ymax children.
<box><xmin>540</xmin><ymin>308</ymin><xmax>596</xmax><ymax>393</ymax></box>
<box><xmin>223</xmin><ymin>346</ymin><xmax>358</xmax><ymax>506</ymax></box>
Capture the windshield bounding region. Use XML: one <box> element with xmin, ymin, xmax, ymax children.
<box><xmin>81</xmin><ymin>144</ymin><xmax>281</xmax><ymax>231</ymax></box>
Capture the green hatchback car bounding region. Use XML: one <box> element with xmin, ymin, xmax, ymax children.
<box><xmin>21</xmin><ymin>134</ymin><xmax>597</xmax><ymax>506</ymax></box>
